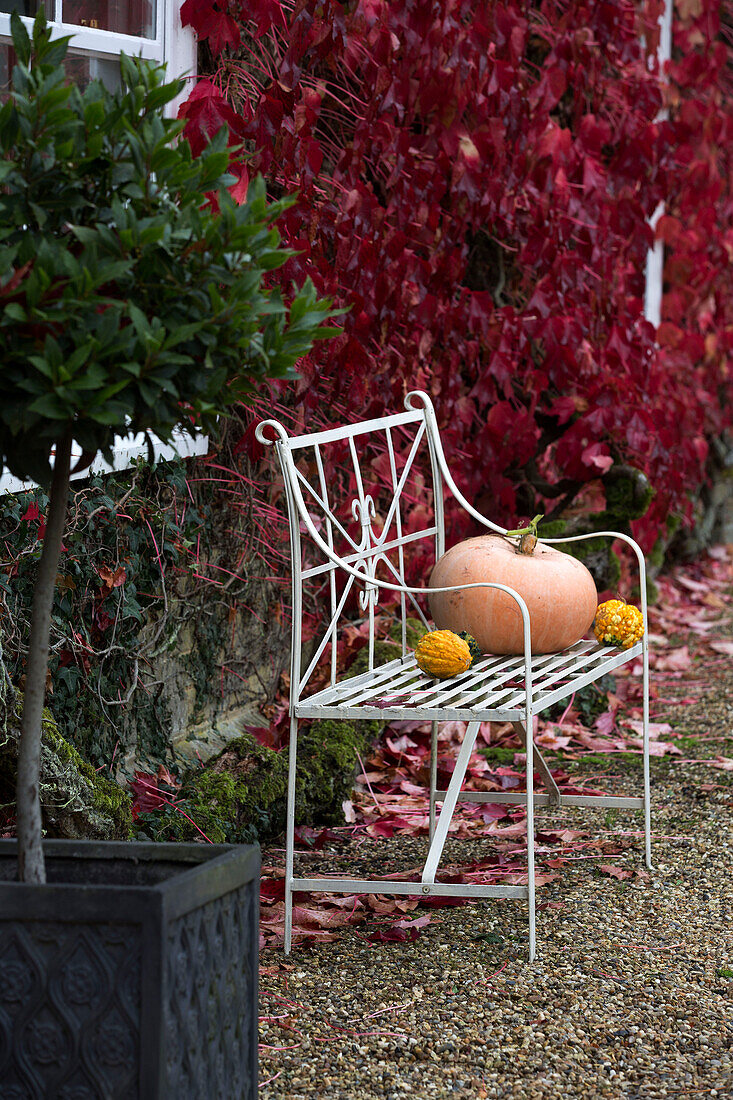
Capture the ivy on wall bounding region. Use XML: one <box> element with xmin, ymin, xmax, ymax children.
<box><xmin>179</xmin><ymin>0</ymin><xmax>732</xmax><ymax>565</ymax></box>
<box><xmin>0</xmin><ymin>432</ymin><xmax>288</xmax><ymax>771</ymax></box>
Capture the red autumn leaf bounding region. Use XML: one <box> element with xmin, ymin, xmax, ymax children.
<box><xmin>369</xmin><ymin>914</ymin><xmax>431</xmax><ymax>943</ymax></box>
<box><xmin>260</xmin><ymin>878</ymin><xmax>286</xmax><ymax>902</ymax></box>
<box><xmin>178</xmin><ymin>80</ymin><xmax>246</xmax><ymax>156</ymax></box>
<box><xmin>419</xmin><ymin>894</ymin><xmax>473</xmax><ymax>908</ymax></box>
<box><xmin>230</xmin><ymin>165</ymin><xmax>250</xmax><ymax>205</ymax></box>
<box><xmin>366</xmin><ymin>817</ymin><xmax>416</xmax><ymax>839</ymax></box>
<box><xmin>654</xmin><ymin>646</ymin><xmax>693</xmax><ymax>671</ymax></box>
<box><xmin>204</xmin><ymin>10</ymin><xmax>241</xmax><ymax>52</ymax></box>
<box><xmin>129</xmin><ymin>772</ymin><xmax>169</xmax><ymax>817</ymax></box>
<box><xmin>179</xmin><ymin>0</ymin><xmax>211</xmax><ymax>36</ymax></box>
<box><xmin>599</xmin><ymin>864</ymin><xmax>634</xmax><ymax>880</ymax></box>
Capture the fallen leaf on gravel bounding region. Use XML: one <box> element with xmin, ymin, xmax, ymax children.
<box><xmin>366</xmin><ymin>894</ymin><xmax>419</xmax><ymax>914</ymax></box>
<box><xmin>623</xmin><ymin>720</ymin><xmax>674</xmax><ymax>738</ymax></box>
<box><xmin>419</xmin><ymin>894</ymin><xmax>474</xmax><ymax>908</ymax></box>
<box><xmin>369</xmin><ymin>915</ymin><xmax>431</xmax><ymax>942</ymax></box>
<box><xmin>536</xmin><ymin>730</ymin><xmax>573</xmax><ymax>750</ymax></box>
<box><xmin>675</xmin><ymin>755</ymin><xmax>733</xmax><ymax>771</ymax></box>
<box><xmin>629</xmin><ymin>738</ymin><xmax>682</xmax><ymax>756</ymax></box>
<box><xmin>366</xmin><ymin>817</ymin><xmax>417</xmax><ymax>838</ymax></box>
<box><xmin>599</xmin><ymin>864</ymin><xmax>634</xmax><ymax>879</ymax></box>
<box><xmin>653</xmin><ymin>646</ymin><xmax>692</xmax><ymax>671</ymax></box>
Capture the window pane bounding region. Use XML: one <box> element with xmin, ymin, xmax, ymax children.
<box><xmin>0</xmin><ymin>40</ymin><xmax>14</xmax><ymax>99</ymax></box>
<box><xmin>0</xmin><ymin>2</ymin><xmax>52</xmax><ymax>14</ymax></box>
<box><xmin>61</xmin><ymin>1</ymin><xmax>156</xmax><ymax>38</ymax></box>
<box><xmin>64</xmin><ymin>48</ymin><xmax>120</xmax><ymax>92</ymax></box>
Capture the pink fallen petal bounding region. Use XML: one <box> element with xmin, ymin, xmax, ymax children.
<box><xmin>709</xmin><ymin>640</ymin><xmax>733</xmax><ymax>656</ymax></box>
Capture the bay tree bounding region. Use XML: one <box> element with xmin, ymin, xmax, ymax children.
<box><xmin>0</xmin><ymin>12</ymin><xmax>338</xmax><ymax>883</ymax></box>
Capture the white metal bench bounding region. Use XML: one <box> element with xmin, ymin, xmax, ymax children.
<box><xmin>256</xmin><ymin>391</ymin><xmax>651</xmax><ymax>960</ymax></box>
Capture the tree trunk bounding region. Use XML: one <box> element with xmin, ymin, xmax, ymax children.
<box><xmin>16</xmin><ymin>433</ymin><xmax>72</xmax><ymax>883</ymax></box>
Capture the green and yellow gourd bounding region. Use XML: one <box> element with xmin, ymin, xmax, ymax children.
<box><xmin>414</xmin><ymin>630</ymin><xmax>472</xmax><ymax>679</ymax></box>
<box><xmin>457</xmin><ymin>631</ymin><xmax>482</xmax><ymax>666</ymax></box>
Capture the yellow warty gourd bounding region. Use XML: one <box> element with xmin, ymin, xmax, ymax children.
<box><xmin>593</xmin><ymin>599</ymin><xmax>644</xmax><ymax>649</ymax></box>
<box><xmin>414</xmin><ymin>630</ymin><xmax>472</xmax><ymax>679</ymax></box>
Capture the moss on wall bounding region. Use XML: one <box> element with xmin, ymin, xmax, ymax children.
<box><xmin>141</xmin><ymin>713</ymin><xmax>382</xmax><ymax>844</ymax></box>
<box><xmin>164</xmin><ymin>731</ymin><xmax>290</xmax><ymax>843</ymax></box>
<box><xmin>0</xmin><ymin>696</ymin><xmax>132</xmax><ymax>840</ymax></box>
<box><xmin>602</xmin><ymin>466</ymin><xmax>654</xmax><ymax>521</ymax></box>
<box><xmin>296</xmin><ymin>717</ymin><xmax>380</xmax><ymax>825</ymax></box>
<box><xmin>0</xmin><ymin>448</ymin><xmax>290</xmax><ymax>783</ymax></box>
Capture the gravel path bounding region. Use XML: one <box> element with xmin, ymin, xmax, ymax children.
<box><xmin>258</xmin><ymin>570</ymin><xmax>733</xmax><ymax>1099</ymax></box>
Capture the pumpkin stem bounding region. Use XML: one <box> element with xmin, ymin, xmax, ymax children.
<box><xmin>505</xmin><ymin>514</ymin><xmax>544</xmax><ymax>555</ymax></box>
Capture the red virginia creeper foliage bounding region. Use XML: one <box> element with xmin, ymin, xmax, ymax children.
<box><xmin>180</xmin><ymin>0</ymin><xmax>732</xmax><ymax>556</ymax></box>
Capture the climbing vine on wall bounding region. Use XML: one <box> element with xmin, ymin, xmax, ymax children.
<box><xmin>0</xmin><ymin>431</ymin><xmax>288</xmax><ymax>770</ymax></box>
<box><xmin>179</xmin><ymin>0</ymin><xmax>732</xmax><ymax>564</ymax></box>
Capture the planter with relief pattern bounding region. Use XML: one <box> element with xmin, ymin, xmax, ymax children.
<box><xmin>0</xmin><ymin>839</ymin><xmax>259</xmax><ymax>1099</ymax></box>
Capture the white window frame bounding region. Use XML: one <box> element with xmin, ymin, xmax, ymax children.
<box><xmin>0</xmin><ymin>3</ymin><xmax>197</xmax><ymax>90</ymax></box>
<box><xmin>0</xmin><ymin>2</ymin><xmax>204</xmax><ymax>496</ymax></box>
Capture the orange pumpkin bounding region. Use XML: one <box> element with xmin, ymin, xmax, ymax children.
<box><xmin>428</xmin><ymin>534</ymin><xmax>598</xmax><ymax>655</ymax></box>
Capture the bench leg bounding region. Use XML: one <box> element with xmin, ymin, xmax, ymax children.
<box><xmin>512</xmin><ymin>721</ymin><xmax>561</xmax><ymax>806</ymax></box>
<box><xmin>284</xmin><ymin>715</ymin><xmax>299</xmax><ymax>955</ymax></box>
<box><xmin>643</xmin><ymin>645</ymin><xmax>653</xmax><ymax>870</ymax></box>
<box><xmin>422</xmin><ymin>721</ymin><xmax>480</xmax><ymax>885</ymax></box>
<box><xmin>524</xmin><ymin>718</ymin><xmax>536</xmax><ymax>963</ymax></box>
<box><xmin>429</xmin><ymin>720</ymin><xmax>438</xmax><ymax>842</ymax></box>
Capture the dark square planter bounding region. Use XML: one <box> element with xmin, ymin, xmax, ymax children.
<box><xmin>0</xmin><ymin>839</ymin><xmax>259</xmax><ymax>1099</ymax></box>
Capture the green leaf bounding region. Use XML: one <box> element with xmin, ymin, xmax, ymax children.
<box><xmin>10</xmin><ymin>11</ymin><xmax>31</xmax><ymax>66</ymax></box>
<box><xmin>0</xmin><ymin>27</ymin><xmax>337</xmax><ymax>485</ymax></box>
<box><xmin>28</xmin><ymin>392</ymin><xmax>68</xmax><ymax>419</ymax></box>
<box><xmin>3</xmin><ymin>302</ymin><xmax>26</xmax><ymax>322</ymax></box>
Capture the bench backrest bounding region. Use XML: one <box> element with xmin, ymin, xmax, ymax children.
<box><xmin>256</xmin><ymin>392</ymin><xmax>455</xmax><ymax>702</ymax></box>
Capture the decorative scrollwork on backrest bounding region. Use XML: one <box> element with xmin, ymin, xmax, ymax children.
<box><xmin>259</xmin><ymin>401</ymin><xmax>444</xmax><ymax>697</ymax></box>
<box><xmin>351</xmin><ymin>495</ymin><xmax>379</xmax><ymax>612</ymax></box>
